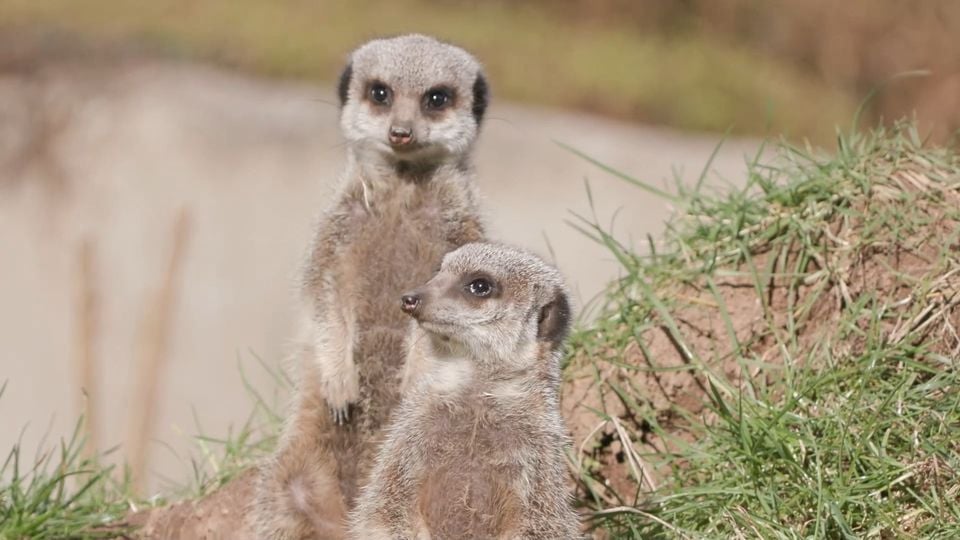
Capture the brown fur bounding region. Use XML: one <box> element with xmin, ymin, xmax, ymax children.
<box><xmin>349</xmin><ymin>243</ymin><xmax>580</xmax><ymax>540</ymax></box>
<box><xmin>255</xmin><ymin>172</ymin><xmax>486</xmax><ymax>538</ymax></box>
<box><xmin>254</xmin><ymin>353</ymin><xmax>350</xmax><ymax>539</ymax></box>
<box><xmin>254</xmin><ymin>35</ymin><xmax>488</xmax><ymax>539</ymax></box>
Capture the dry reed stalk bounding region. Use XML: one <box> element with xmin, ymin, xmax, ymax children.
<box><xmin>73</xmin><ymin>237</ymin><xmax>99</xmax><ymax>460</ymax></box>
<box><xmin>127</xmin><ymin>208</ymin><xmax>192</xmax><ymax>494</ymax></box>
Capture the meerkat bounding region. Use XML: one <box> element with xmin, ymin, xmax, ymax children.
<box><xmin>255</xmin><ymin>34</ymin><xmax>490</xmax><ymax>539</ymax></box>
<box><xmin>349</xmin><ymin>242</ymin><xmax>580</xmax><ymax>540</ymax></box>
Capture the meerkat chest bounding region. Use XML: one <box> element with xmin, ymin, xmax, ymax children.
<box><xmin>335</xmin><ymin>187</ymin><xmax>451</xmax><ymax>304</ymax></box>
<box><xmin>347</xmin><ymin>182</ymin><xmax>445</xmax><ymax>224</ymax></box>
<box><xmin>418</xmin><ymin>395</ymin><xmax>530</xmax><ymax>463</ymax></box>
<box><xmin>342</xmin><ymin>189</ymin><xmax>449</xmax><ymax>254</ymax></box>
<box><xmin>413</xmin><ymin>398</ymin><xmax>532</xmax><ymax>537</ymax></box>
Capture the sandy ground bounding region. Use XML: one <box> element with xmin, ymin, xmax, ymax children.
<box><xmin>0</xmin><ymin>57</ymin><xmax>759</xmax><ymax>494</ymax></box>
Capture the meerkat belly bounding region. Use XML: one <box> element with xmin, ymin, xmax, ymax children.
<box><xmin>416</xmin><ymin>406</ymin><xmax>528</xmax><ymax>538</ymax></box>
<box><xmin>418</xmin><ymin>457</ymin><xmax>523</xmax><ymax>538</ymax></box>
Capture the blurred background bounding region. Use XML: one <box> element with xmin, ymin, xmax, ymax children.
<box><xmin>1</xmin><ymin>1</ymin><xmax>957</xmax><ymax>495</ymax></box>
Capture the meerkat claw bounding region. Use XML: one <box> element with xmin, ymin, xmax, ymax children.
<box><xmin>331</xmin><ymin>404</ymin><xmax>353</xmax><ymax>425</ymax></box>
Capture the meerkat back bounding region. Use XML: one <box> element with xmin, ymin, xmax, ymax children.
<box><xmin>255</xmin><ymin>35</ymin><xmax>490</xmax><ymax>539</ymax></box>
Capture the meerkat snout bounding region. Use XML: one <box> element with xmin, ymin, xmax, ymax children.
<box><xmin>388</xmin><ymin>125</ymin><xmax>414</xmax><ymax>146</ymax></box>
<box><xmin>399</xmin><ymin>293</ymin><xmax>421</xmax><ymax>315</ymax></box>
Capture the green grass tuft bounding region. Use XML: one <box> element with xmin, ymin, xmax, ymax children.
<box><xmin>0</xmin><ymin>410</ymin><xmax>131</xmax><ymax>539</ymax></box>
<box><xmin>0</xmin><ymin>356</ymin><xmax>288</xmax><ymax>539</ymax></box>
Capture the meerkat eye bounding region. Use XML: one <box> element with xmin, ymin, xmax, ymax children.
<box><xmin>369</xmin><ymin>83</ymin><xmax>392</xmax><ymax>105</ymax></box>
<box><xmin>467</xmin><ymin>278</ymin><xmax>493</xmax><ymax>298</ymax></box>
<box><xmin>424</xmin><ymin>88</ymin><xmax>452</xmax><ymax>110</ymax></box>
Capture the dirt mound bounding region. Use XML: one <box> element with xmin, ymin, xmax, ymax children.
<box><xmin>122</xmin><ymin>469</ymin><xmax>258</xmax><ymax>540</ymax></box>
<box><xmin>562</xmin><ymin>130</ymin><xmax>960</xmax><ymax>510</ymax></box>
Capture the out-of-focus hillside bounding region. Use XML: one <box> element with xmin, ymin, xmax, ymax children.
<box><xmin>2</xmin><ymin>1</ymin><xmax>956</xmax><ymax>142</ymax></box>
<box><xmin>3</xmin><ymin>0</ymin><xmax>953</xmax><ymax>144</ymax></box>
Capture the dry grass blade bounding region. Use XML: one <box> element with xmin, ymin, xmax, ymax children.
<box><xmin>72</xmin><ymin>237</ymin><xmax>99</xmax><ymax>462</ymax></box>
<box><xmin>127</xmin><ymin>208</ymin><xmax>192</xmax><ymax>495</ymax></box>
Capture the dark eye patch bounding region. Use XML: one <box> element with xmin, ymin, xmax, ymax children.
<box><xmin>467</xmin><ymin>278</ymin><xmax>492</xmax><ymax>297</ymax></box>
<box><xmin>367</xmin><ymin>81</ymin><xmax>392</xmax><ymax>106</ymax></box>
<box><xmin>459</xmin><ymin>272</ymin><xmax>499</xmax><ymax>300</ymax></box>
<box><xmin>422</xmin><ymin>86</ymin><xmax>455</xmax><ymax>112</ymax></box>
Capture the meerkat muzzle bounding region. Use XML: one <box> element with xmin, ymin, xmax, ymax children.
<box><xmin>388</xmin><ymin>126</ymin><xmax>415</xmax><ymax>146</ymax></box>
<box><xmin>400</xmin><ymin>293</ymin><xmax>422</xmax><ymax>315</ymax></box>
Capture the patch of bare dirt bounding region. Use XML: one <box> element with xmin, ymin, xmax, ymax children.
<box><xmin>122</xmin><ymin>469</ymin><xmax>258</xmax><ymax>540</ymax></box>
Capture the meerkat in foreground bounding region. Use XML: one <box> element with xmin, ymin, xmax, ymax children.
<box><xmin>349</xmin><ymin>242</ymin><xmax>580</xmax><ymax>540</ymax></box>
<box><xmin>255</xmin><ymin>34</ymin><xmax>489</xmax><ymax>539</ymax></box>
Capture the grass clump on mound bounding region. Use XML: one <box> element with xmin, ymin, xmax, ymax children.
<box><xmin>564</xmin><ymin>121</ymin><xmax>960</xmax><ymax>538</ymax></box>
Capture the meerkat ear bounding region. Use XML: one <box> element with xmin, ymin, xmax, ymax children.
<box><xmin>337</xmin><ymin>63</ymin><xmax>353</xmax><ymax>107</ymax></box>
<box><xmin>471</xmin><ymin>73</ymin><xmax>489</xmax><ymax>124</ymax></box>
<box><xmin>537</xmin><ymin>289</ymin><xmax>571</xmax><ymax>349</ymax></box>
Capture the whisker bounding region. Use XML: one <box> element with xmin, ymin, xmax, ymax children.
<box><xmin>306</xmin><ymin>97</ymin><xmax>340</xmax><ymax>109</ymax></box>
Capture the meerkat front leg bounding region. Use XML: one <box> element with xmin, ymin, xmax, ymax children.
<box><xmin>312</xmin><ymin>279</ymin><xmax>359</xmax><ymax>425</ymax></box>
<box><xmin>350</xmin><ymin>429</ymin><xmax>427</xmax><ymax>538</ymax></box>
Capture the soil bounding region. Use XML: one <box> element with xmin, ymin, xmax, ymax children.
<box><xmin>123</xmin><ymin>470</ymin><xmax>258</xmax><ymax>540</ymax></box>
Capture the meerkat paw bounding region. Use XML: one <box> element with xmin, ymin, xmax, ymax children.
<box><xmin>330</xmin><ymin>402</ymin><xmax>354</xmax><ymax>425</ymax></box>
<box><xmin>321</xmin><ymin>365</ymin><xmax>360</xmax><ymax>425</ymax></box>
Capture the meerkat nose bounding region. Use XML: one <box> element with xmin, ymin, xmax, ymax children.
<box><xmin>400</xmin><ymin>294</ymin><xmax>421</xmax><ymax>315</ymax></box>
<box><xmin>389</xmin><ymin>126</ymin><xmax>414</xmax><ymax>146</ymax></box>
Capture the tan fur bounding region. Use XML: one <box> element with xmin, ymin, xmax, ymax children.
<box><xmin>350</xmin><ymin>243</ymin><xmax>580</xmax><ymax>540</ymax></box>
<box><xmin>255</xmin><ymin>35</ymin><xmax>489</xmax><ymax>538</ymax></box>
<box><xmin>255</xmin><ymin>350</ymin><xmax>350</xmax><ymax>539</ymax></box>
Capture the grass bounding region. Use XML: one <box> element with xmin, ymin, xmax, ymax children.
<box><xmin>565</xmin><ymin>120</ymin><xmax>960</xmax><ymax>537</ymax></box>
<box><xmin>3</xmin><ymin>121</ymin><xmax>958</xmax><ymax>538</ymax></box>
<box><xmin>177</xmin><ymin>356</ymin><xmax>289</xmax><ymax>499</ymax></box>
<box><xmin>0</xmin><ymin>379</ymin><xmax>129</xmax><ymax>539</ymax></box>
<box><xmin>0</xmin><ymin>0</ymin><xmax>856</xmax><ymax>142</ymax></box>
<box><xmin>0</xmin><ymin>357</ymin><xmax>286</xmax><ymax>539</ymax></box>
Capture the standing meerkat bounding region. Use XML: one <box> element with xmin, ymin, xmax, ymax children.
<box><xmin>349</xmin><ymin>243</ymin><xmax>580</xmax><ymax>540</ymax></box>
<box><xmin>255</xmin><ymin>34</ymin><xmax>489</xmax><ymax>539</ymax></box>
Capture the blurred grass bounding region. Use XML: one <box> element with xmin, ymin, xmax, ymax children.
<box><xmin>0</xmin><ymin>0</ymin><xmax>856</xmax><ymax>142</ymax></box>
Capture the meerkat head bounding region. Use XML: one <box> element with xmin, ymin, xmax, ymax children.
<box><xmin>337</xmin><ymin>34</ymin><xmax>489</xmax><ymax>168</ymax></box>
<box><xmin>400</xmin><ymin>243</ymin><xmax>571</xmax><ymax>366</ymax></box>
